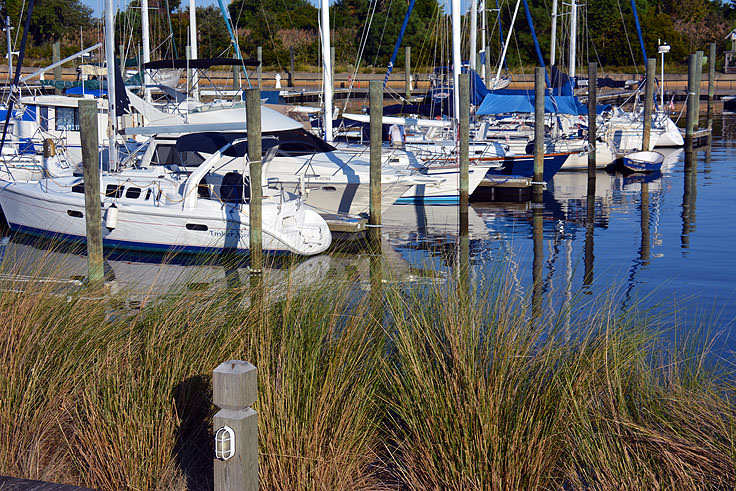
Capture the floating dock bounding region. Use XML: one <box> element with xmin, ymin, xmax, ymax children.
<box><xmin>321</xmin><ymin>213</ymin><xmax>368</xmax><ymax>242</ymax></box>
<box><xmin>474</xmin><ymin>176</ymin><xmax>533</xmax><ymax>202</ymax></box>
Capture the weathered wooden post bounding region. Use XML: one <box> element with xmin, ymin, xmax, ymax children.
<box><xmin>330</xmin><ymin>46</ymin><xmax>335</xmax><ymax>90</ymax></box>
<box><xmin>289</xmin><ymin>46</ymin><xmax>295</xmax><ymax>88</ymax></box>
<box><xmin>708</xmin><ymin>42</ymin><xmax>715</xmax><ymax>133</ymax></box>
<box><xmin>52</xmin><ymin>41</ymin><xmax>62</xmax><ymax>95</ymax></box>
<box><xmin>459</xmin><ymin>72</ymin><xmax>470</xmax><ymax>213</ymax></box>
<box><xmin>642</xmin><ymin>58</ymin><xmax>655</xmax><ymax>151</ymax></box>
<box><xmin>186</xmin><ymin>45</ymin><xmax>192</xmax><ymax>94</ymax></box>
<box><xmin>231</xmin><ymin>65</ymin><xmax>239</xmax><ymax>93</ymax></box>
<box><xmin>405</xmin><ymin>46</ymin><xmax>411</xmax><ymax>99</ymax></box>
<box><xmin>257</xmin><ymin>46</ymin><xmax>262</xmax><ymax>88</ymax></box>
<box><xmin>695</xmin><ymin>50</ymin><xmax>703</xmax><ymax>120</ymax></box>
<box><xmin>533</xmin><ymin>66</ymin><xmax>545</xmax><ymax>203</ymax></box>
<box><xmin>686</xmin><ymin>54</ymin><xmax>697</xmax><ymax>152</ymax></box>
<box><xmin>213</xmin><ymin>360</ymin><xmax>258</xmax><ymax>491</ymax></box>
<box><xmin>587</xmin><ymin>62</ymin><xmax>597</xmax><ymax>189</ymax></box>
<box><xmin>369</xmin><ymin>80</ymin><xmax>382</xmax><ymax>246</ymax></box>
<box><xmin>246</xmin><ymin>88</ymin><xmax>262</xmax><ymax>275</ymax></box>
<box><xmin>458</xmin><ymin>72</ymin><xmax>470</xmax><ymax>295</ymax></box>
<box><xmin>78</xmin><ymin>99</ymin><xmax>103</xmax><ymax>287</ymax></box>
<box><xmin>484</xmin><ymin>45</ymin><xmax>491</xmax><ymax>87</ymax></box>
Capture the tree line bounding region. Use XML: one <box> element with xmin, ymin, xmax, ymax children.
<box><xmin>2</xmin><ymin>0</ymin><xmax>735</xmax><ymax>72</ymax></box>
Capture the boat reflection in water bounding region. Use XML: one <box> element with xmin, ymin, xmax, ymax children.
<box><xmin>0</xmin><ymin>232</ymin><xmax>336</xmax><ymax>303</ymax></box>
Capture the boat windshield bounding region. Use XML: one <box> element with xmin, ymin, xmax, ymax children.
<box><xmin>175</xmin><ymin>129</ymin><xmax>336</xmax><ymax>158</ymax></box>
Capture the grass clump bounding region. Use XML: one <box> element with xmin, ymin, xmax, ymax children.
<box><xmin>0</xmin><ymin>244</ymin><xmax>734</xmax><ymax>489</ymax></box>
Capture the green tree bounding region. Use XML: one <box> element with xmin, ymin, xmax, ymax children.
<box><xmin>2</xmin><ymin>0</ymin><xmax>93</xmax><ymax>44</ymax></box>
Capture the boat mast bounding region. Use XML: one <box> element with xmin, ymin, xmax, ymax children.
<box><xmin>452</xmin><ymin>0</ymin><xmax>461</xmax><ymax>127</ymax></box>
<box><xmin>494</xmin><ymin>0</ymin><xmax>520</xmax><ymax>88</ymax></box>
<box><xmin>481</xmin><ymin>0</ymin><xmax>486</xmax><ymax>80</ymax></box>
<box><xmin>320</xmin><ymin>0</ymin><xmax>333</xmax><ymax>141</ymax></box>
<box><xmin>189</xmin><ymin>0</ymin><xmax>199</xmax><ymax>101</ymax></box>
<box><xmin>105</xmin><ymin>0</ymin><xmax>117</xmax><ymax>167</ymax></box>
<box><xmin>141</xmin><ymin>0</ymin><xmax>151</xmax><ymax>102</ymax></box>
<box><xmin>568</xmin><ymin>0</ymin><xmax>577</xmax><ymax>87</ymax></box>
<box><xmin>550</xmin><ymin>0</ymin><xmax>557</xmax><ymax>66</ymax></box>
<box><xmin>470</xmin><ymin>0</ymin><xmax>478</xmax><ymax>71</ymax></box>
<box><xmin>4</xmin><ymin>16</ymin><xmax>12</xmax><ymax>85</ymax></box>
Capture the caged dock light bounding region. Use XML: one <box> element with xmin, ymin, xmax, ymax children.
<box><xmin>214</xmin><ymin>425</ymin><xmax>236</xmax><ymax>460</ymax></box>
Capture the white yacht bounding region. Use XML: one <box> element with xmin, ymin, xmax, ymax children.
<box><xmin>0</xmin><ymin>138</ymin><xmax>332</xmax><ymax>256</ymax></box>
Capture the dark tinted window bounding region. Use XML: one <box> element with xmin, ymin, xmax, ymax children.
<box><xmin>126</xmin><ymin>187</ymin><xmax>142</xmax><ymax>199</ymax></box>
<box><xmin>105</xmin><ymin>184</ymin><xmax>124</xmax><ymax>198</ymax></box>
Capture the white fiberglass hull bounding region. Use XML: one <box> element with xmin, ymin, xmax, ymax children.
<box><xmin>0</xmin><ymin>178</ymin><xmax>331</xmax><ymax>256</ymax></box>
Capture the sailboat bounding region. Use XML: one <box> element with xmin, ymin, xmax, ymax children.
<box><xmin>0</xmin><ymin>0</ymin><xmax>334</xmax><ymax>257</ymax></box>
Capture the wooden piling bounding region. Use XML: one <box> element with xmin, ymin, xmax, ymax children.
<box><xmin>289</xmin><ymin>47</ymin><xmax>295</xmax><ymax>88</ymax></box>
<box><xmin>369</xmin><ymin>80</ymin><xmax>382</xmax><ymax>245</ymax></box>
<box><xmin>330</xmin><ymin>46</ymin><xmax>335</xmax><ymax>90</ymax></box>
<box><xmin>686</xmin><ymin>54</ymin><xmax>697</xmax><ymax>152</ymax></box>
<box><xmin>459</xmin><ymin>73</ymin><xmax>469</xmax><ymax>212</ymax></box>
<box><xmin>587</xmin><ymin>62</ymin><xmax>597</xmax><ymax>187</ymax></box>
<box><xmin>185</xmin><ymin>45</ymin><xmax>192</xmax><ymax>93</ymax></box>
<box><xmin>233</xmin><ymin>65</ymin><xmax>241</xmax><ymax>92</ymax></box>
<box><xmin>642</xmin><ymin>57</ymin><xmax>655</xmax><ymax>151</ymax></box>
<box><xmin>52</xmin><ymin>42</ymin><xmax>61</xmax><ymax>95</ymax></box>
<box><xmin>245</xmin><ymin>88</ymin><xmax>262</xmax><ymax>274</ymax></box>
<box><xmin>257</xmin><ymin>46</ymin><xmax>262</xmax><ymax>88</ymax></box>
<box><xmin>485</xmin><ymin>45</ymin><xmax>491</xmax><ymax>87</ymax></box>
<box><xmin>533</xmin><ymin>66</ymin><xmax>545</xmax><ymax>202</ymax></box>
<box><xmin>405</xmin><ymin>46</ymin><xmax>411</xmax><ymax>99</ymax></box>
<box><xmin>695</xmin><ymin>50</ymin><xmax>703</xmax><ymax>119</ymax></box>
<box><xmin>213</xmin><ymin>360</ymin><xmax>258</xmax><ymax>491</ymax></box>
<box><xmin>78</xmin><ymin>99</ymin><xmax>103</xmax><ymax>287</ymax></box>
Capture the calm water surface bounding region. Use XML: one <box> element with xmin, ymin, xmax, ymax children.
<box><xmin>2</xmin><ymin>116</ymin><xmax>735</xmax><ymax>349</ymax></box>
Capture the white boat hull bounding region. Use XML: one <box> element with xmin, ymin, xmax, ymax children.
<box><xmin>0</xmin><ymin>179</ymin><xmax>331</xmax><ymax>256</ymax></box>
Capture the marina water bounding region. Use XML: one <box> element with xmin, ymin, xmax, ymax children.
<box><xmin>1</xmin><ymin>117</ymin><xmax>735</xmax><ymax>351</ymax></box>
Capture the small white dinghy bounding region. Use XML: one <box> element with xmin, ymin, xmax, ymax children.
<box><xmin>622</xmin><ymin>150</ymin><xmax>665</xmax><ymax>173</ymax></box>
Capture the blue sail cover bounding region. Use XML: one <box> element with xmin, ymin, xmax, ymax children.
<box><xmin>477</xmin><ymin>91</ymin><xmax>582</xmax><ymax>115</ymax></box>
<box><xmin>477</xmin><ymin>89</ymin><xmax>610</xmax><ymax>115</ymax></box>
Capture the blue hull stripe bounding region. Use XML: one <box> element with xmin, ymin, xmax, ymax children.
<box><xmin>8</xmin><ymin>223</ymin><xmax>289</xmax><ymax>256</ymax></box>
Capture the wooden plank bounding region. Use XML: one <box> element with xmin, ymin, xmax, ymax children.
<box><xmin>478</xmin><ymin>176</ymin><xmax>533</xmax><ymax>188</ymax></box>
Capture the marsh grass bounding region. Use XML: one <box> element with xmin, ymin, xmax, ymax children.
<box><xmin>0</xmin><ymin>243</ymin><xmax>734</xmax><ymax>489</ymax></box>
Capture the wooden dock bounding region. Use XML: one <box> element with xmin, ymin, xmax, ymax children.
<box><xmin>321</xmin><ymin>213</ymin><xmax>368</xmax><ymax>242</ymax></box>
<box><xmin>681</xmin><ymin>127</ymin><xmax>712</xmax><ymax>147</ymax></box>
<box><xmin>473</xmin><ymin>176</ymin><xmax>533</xmax><ymax>202</ymax></box>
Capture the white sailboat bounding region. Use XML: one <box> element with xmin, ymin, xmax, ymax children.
<box><xmin>0</xmin><ymin>137</ymin><xmax>333</xmax><ymax>256</ymax></box>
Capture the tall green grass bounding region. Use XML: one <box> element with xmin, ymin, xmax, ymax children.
<box><xmin>0</xmin><ymin>244</ymin><xmax>734</xmax><ymax>489</ymax></box>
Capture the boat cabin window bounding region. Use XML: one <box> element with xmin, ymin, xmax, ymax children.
<box><xmin>175</xmin><ymin>129</ymin><xmax>336</xmax><ymax>160</ymax></box>
<box><xmin>56</xmin><ymin>107</ymin><xmax>79</xmax><ymax>131</ymax></box>
<box><xmin>125</xmin><ymin>187</ymin><xmax>142</xmax><ymax>199</ymax></box>
<box><xmin>105</xmin><ymin>184</ymin><xmax>124</xmax><ymax>198</ymax></box>
<box><xmin>72</xmin><ymin>183</ymin><xmax>84</xmax><ymax>194</ymax></box>
<box><xmin>39</xmin><ymin>106</ymin><xmax>49</xmax><ymax>131</ymax></box>
<box><xmin>145</xmin><ymin>188</ymin><xmax>152</xmax><ymax>200</ymax></box>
